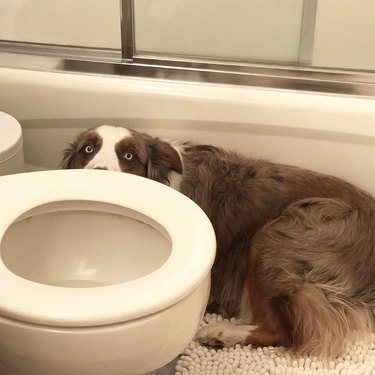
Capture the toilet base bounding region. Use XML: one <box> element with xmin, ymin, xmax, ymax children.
<box><xmin>0</xmin><ymin>277</ymin><xmax>209</xmax><ymax>375</ymax></box>
<box><xmin>0</xmin><ymin>350</ymin><xmax>178</xmax><ymax>375</ymax></box>
<box><xmin>0</xmin><ymin>341</ymin><xmax>178</xmax><ymax>375</ymax></box>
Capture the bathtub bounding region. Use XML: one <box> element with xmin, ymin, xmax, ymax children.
<box><xmin>0</xmin><ymin>67</ymin><xmax>375</xmax><ymax>196</ymax></box>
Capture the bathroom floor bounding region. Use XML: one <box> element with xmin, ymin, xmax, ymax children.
<box><xmin>152</xmin><ymin>358</ymin><xmax>177</xmax><ymax>375</ymax></box>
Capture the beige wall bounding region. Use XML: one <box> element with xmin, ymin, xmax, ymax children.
<box><xmin>313</xmin><ymin>0</ymin><xmax>375</xmax><ymax>70</ymax></box>
<box><xmin>0</xmin><ymin>0</ymin><xmax>121</xmax><ymax>49</ymax></box>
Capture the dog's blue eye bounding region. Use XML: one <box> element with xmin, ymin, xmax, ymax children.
<box><xmin>124</xmin><ymin>152</ymin><xmax>133</xmax><ymax>160</ymax></box>
<box><xmin>84</xmin><ymin>145</ymin><xmax>94</xmax><ymax>154</ymax></box>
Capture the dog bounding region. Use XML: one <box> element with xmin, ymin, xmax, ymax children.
<box><xmin>62</xmin><ymin>125</ymin><xmax>375</xmax><ymax>358</ymax></box>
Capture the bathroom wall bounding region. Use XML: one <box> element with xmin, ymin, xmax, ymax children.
<box><xmin>0</xmin><ymin>0</ymin><xmax>121</xmax><ymax>49</ymax></box>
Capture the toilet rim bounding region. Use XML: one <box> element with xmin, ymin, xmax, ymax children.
<box><xmin>0</xmin><ymin>170</ymin><xmax>216</xmax><ymax>327</ymax></box>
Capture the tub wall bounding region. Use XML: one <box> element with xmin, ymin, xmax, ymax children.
<box><xmin>1</xmin><ymin>67</ymin><xmax>375</xmax><ymax>195</ymax></box>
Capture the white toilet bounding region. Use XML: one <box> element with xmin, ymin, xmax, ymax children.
<box><xmin>0</xmin><ymin>111</ymin><xmax>24</xmax><ymax>176</ymax></box>
<box><xmin>0</xmin><ymin>162</ymin><xmax>216</xmax><ymax>372</ymax></box>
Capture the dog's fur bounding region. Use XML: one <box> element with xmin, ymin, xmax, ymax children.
<box><xmin>62</xmin><ymin>125</ymin><xmax>375</xmax><ymax>358</ymax></box>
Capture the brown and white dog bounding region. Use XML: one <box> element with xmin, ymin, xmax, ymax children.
<box><xmin>62</xmin><ymin>125</ymin><xmax>375</xmax><ymax>358</ymax></box>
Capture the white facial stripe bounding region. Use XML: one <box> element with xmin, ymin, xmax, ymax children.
<box><xmin>84</xmin><ymin>125</ymin><xmax>132</xmax><ymax>171</ymax></box>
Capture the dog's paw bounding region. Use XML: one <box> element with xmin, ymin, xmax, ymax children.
<box><xmin>196</xmin><ymin>322</ymin><xmax>256</xmax><ymax>347</ymax></box>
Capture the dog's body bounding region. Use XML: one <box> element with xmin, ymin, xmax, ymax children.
<box><xmin>62</xmin><ymin>125</ymin><xmax>375</xmax><ymax>358</ymax></box>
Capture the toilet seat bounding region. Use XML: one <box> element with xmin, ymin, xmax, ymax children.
<box><xmin>0</xmin><ymin>170</ymin><xmax>216</xmax><ymax>327</ymax></box>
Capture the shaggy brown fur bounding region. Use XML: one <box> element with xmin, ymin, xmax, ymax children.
<box><xmin>62</xmin><ymin>126</ymin><xmax>375</xmax><ymax>358</ymax></box>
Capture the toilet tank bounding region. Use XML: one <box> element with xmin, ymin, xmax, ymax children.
<box><xmin>0</xmin><ymin>112</ymin><xmax>25</xmax><ymax>176</ymax></box>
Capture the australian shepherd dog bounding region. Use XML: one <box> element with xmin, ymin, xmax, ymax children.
<box><xmin>62</xmin><ymin>125</ymin><xmax>375</xmax><ymax>358</ymax></box>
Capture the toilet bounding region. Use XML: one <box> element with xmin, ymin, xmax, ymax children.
<box><xmin>0</xmin><ymin>111</ymin><xmax>24</xmax><ymax>176</ymax></box>
<box><xmin>0</xmin><ymin>169</ymin><xmax>216</xmax><ymax>375</ymax></box>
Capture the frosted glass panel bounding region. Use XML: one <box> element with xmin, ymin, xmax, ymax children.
<box><xmin>313</xmin><ymin>0</ymin><xmax>375</xmax><ymax>70</ymax></box>
<box><xmin>134</xmin><ymin>0</ymin><xmax>304</xmax><ymax>63</ymax></box>
<box><xmin>0</xmin><ymin>0</ymin><xmax>121</xmax><ymax>49</ymax></box>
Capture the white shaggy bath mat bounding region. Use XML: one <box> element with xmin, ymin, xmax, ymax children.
<box><xmin>175</xmin><ymin>314</ymin><xmax>375</xmax><ymax>375</ymax></box>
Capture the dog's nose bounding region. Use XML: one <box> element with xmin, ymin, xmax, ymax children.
<box><xmin>93</xmin><ymin>167</ymin><xmax>108</xmax><ymax>170</ymax></box>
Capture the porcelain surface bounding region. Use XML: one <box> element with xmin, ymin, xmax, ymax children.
<box><xmin>0</xmin><ymin>170</ymin><xmax>215</xmax><ymax>374</ymax></box>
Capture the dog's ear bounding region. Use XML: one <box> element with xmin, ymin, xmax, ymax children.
<box><xmin>60</xmin><ymin>141</ymin><xmax>77</xmax><ymax>169</ymax></box>
<box><xmin>147</xmin><ymin>140</ymin><xmax>183</xmax><ymax>185</ymax></box>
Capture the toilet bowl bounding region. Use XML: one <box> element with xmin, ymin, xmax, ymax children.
<box><xmin>0</xmin><ymin>169</ymin><xmax>216</xmax><ymax>375</ymax></box>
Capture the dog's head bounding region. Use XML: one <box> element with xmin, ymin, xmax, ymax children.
<box><xmin>61</xmin><ymin>125</ymin><xmax>183</xmax><ymax>186</ymax></box>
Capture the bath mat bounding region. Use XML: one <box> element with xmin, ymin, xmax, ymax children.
<box><xmin>175</xmin><ymin>314</ymin><xmax>375</xmax><ymax>375</ymax></box>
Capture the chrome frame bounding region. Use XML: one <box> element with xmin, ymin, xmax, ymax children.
<box><xmin>298</xmin><ymin>0</ymin><xmax>318</xmax><ymax>65</ymax></box>
<box><xmin>120</xmin><ymin>0</ymin><xmax>134</xmax><ymax>61</ymax></box>
<box><xmin>0</xmin><ymin>0</ymin><xmax>375</xmax><ymax>97</ymax></box>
